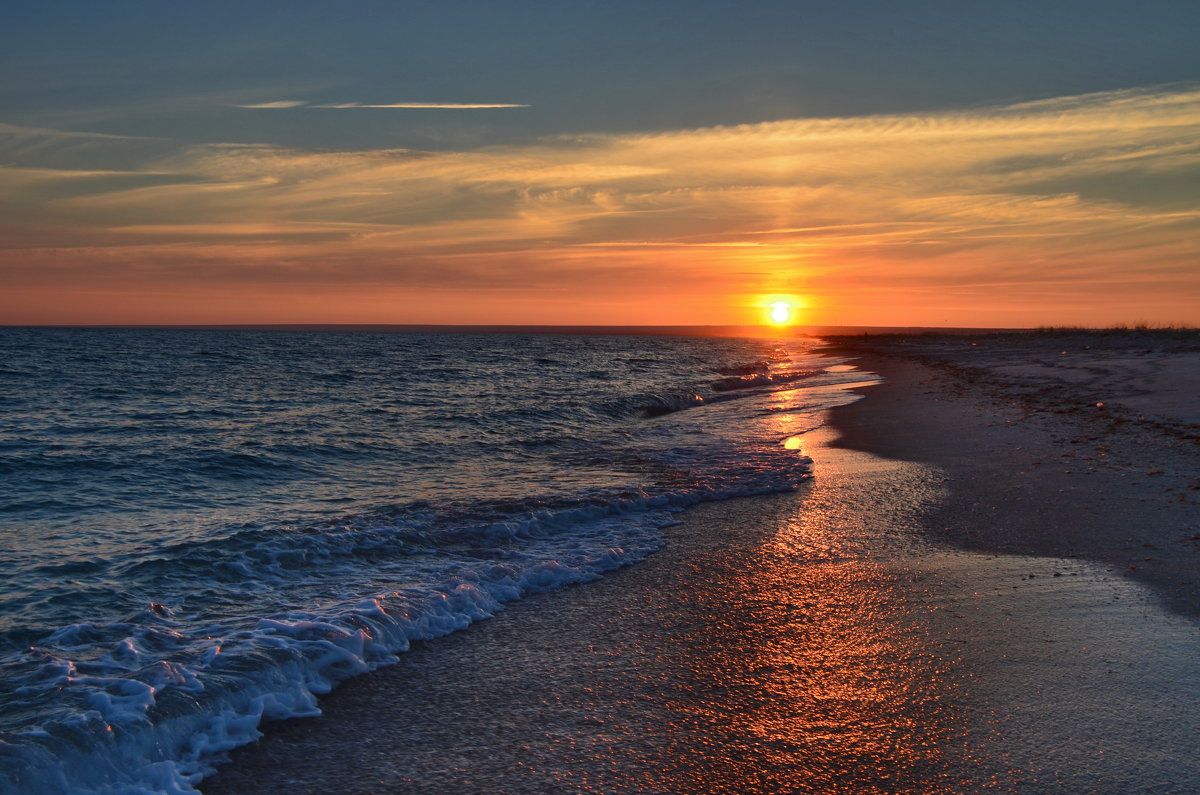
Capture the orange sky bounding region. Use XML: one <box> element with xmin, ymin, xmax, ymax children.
<box><xmin>3</xmin><ymin>86</ymin><xmax>1199</xmax><ymax>327</ymax></box>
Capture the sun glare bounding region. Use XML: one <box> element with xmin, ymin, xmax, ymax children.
<box><xmin>769</xmin><ymin>302</ymin><xmax>792</xmax><ymax>325</ymax></box>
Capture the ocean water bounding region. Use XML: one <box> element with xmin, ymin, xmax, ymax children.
<box><xmin>0</xmin><ymin>328</ymin><xmax>875</xmax><ymax>793</ymax></box>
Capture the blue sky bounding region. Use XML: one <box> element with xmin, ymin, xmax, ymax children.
<box><xmin>6</xmin><ymin>0</ymin><xmax>1197</xmax><ymax>149</ymax></box>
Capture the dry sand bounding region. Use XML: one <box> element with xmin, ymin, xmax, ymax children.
<box><xmin>202</xmin><ymin>331</ymin><xmax>1200</xmax><ymax>794</ymax></box>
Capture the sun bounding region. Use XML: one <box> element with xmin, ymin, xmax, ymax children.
<box><xmin>754</xmin><ymin>293</ymin><xmax>805</xmax><ymax>326</ymax></box>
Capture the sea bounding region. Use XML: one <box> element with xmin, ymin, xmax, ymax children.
<box><xmin>0</xmin><ymin>328</ymin><xmax>876</xmax><ymax>793</ymax></box>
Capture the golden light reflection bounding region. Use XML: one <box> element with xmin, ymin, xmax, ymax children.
<box><xmin>641</xmin><ymin>427</ymin><xmax>965</xmax><ymax>793</ymax></box>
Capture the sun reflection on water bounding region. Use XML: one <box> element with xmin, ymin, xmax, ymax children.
<box><xmin>640</xmin><ymin>433</ymin><xmax>963</xmax><ymax>793</ymax></box>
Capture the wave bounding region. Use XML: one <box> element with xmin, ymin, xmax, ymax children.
<box><xmin>604</xmin><ymin>392</ymin><xmax>707</xmax><ymax>419</ymax></box>
<box><xmin>711</xmin><ymin>360</ymin><xmax>770</xmax><ymax>376</ymax></box>
<box><xmin>0</xmin><ymin>462</ymin><xmax>813</xmax><ymax>793</ymax></box>
<box><xmin>709</xmin><ymin>368</ymin><xmax>823</xmax><ymax>392</ymax></box>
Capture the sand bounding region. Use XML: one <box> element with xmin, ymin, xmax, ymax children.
<box><xmin>201</xmin><ymin>331</ymin><xmax>1200</xmax><ymax>794</ymax></box>
<box><xmin>824</xmin><ymin>331</ymin><xmax>1200</xmax><ymax>618</ymax></box>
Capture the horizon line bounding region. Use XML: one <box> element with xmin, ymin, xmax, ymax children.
<box><xmin>1</xmin><ymin>323</ymin><xmax>1030</xmax><ymax>337</ymax></box>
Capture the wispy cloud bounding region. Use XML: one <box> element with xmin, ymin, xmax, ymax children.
<box><xmin>237</xmin><ymin>100</ymin><xmax>530</xmax><ymax>109</ymax></box>
<box><xmin>5</xmin><ymin>84</ymin><xmax>1199</xmax><ymax>325</ymax></box>
<box><xmin>0</xmin><ymin>121</ymin><xmax>158</xmax><ymax>141</ymax></box>
<box><xmin>236</xmin><ymin>100</ymin><xmax>308</xmax><ymax>109</ymax></box>
<box><xmin>0</xmin><ymin>121</ymin><xmax>175</xmax><ymax>171</ymax></box>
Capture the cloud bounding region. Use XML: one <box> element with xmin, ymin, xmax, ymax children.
<box><xmin>237</xmin><ymin>101</ymin><xmax>530</xmax><ymax>109</ymax></box>
<box><xmin>334</xmin><ymin>102</ymin><xmax>530</xmax><ymax>109</ymax></box>
<box><xmin>4</xmin><ymin>83</ymin><xmax>1199</xmax><ymax>324</ymax></box>
<box><xmin>0</xmin><ymin>122</ymin><xmax>153</xmax><ymax>141</ymax></box>
<box><xmin>236</xmin><ymin>100</ymin><xmax>308</xmax><ymax>109</ymax></box>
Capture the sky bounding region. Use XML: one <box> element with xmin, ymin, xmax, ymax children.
<box><xmin>2</xmin><ymin>0</ymin><xmax>1198</xmax><ymax>328</ymax></box>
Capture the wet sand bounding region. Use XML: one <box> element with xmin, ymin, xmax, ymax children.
<box><xmin>202</xmin><ymin>333</ymin><xmax>1200</xmax><ymax>794</ymax></box>
<box><xmin>825</xmin><ymin>331</ymin><xmax>1200</xmax><ymax>618</ymax></box>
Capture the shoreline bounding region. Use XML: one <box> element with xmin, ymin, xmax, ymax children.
<box><xmin>201</xmin><ymin>335</ymin><xmax>1200</xmax><ymax>793</ymax></box>
<box><xmin>822</xmin><ymin>333</ymin><xmax>1200</xmax><ymax>619</ymax></box>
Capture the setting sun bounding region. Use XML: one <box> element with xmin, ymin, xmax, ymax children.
<box><xmin>769</xmin><ymin>302</ymin><xmax>792</xmax><ymax>325</ymax></box>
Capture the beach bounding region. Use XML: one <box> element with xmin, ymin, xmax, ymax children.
<box><xmin>200</xmin><ymin>330</ymin><xmax>1200</xmax><ymax>794</ymax></box>
<box><xmin>7</xmin><ymin>2</ymin><xmax>1199</xmax><ymax>791</ymax></box>
<box><xmin>827</xmin><ymin>331</ymin><xmax>1200</xmax><ymax>618</ymax></box>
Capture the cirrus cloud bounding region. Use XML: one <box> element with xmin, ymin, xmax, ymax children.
<box><xmin>236</xmin><ymin>100</ymin><xmax>530</xmax><ymax>109</ymax></box>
